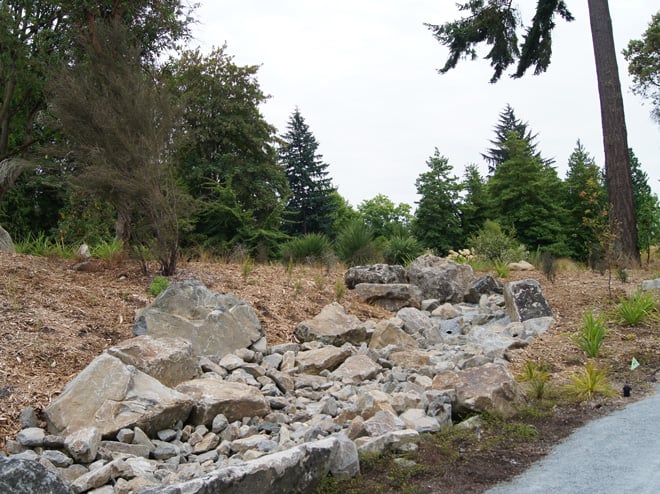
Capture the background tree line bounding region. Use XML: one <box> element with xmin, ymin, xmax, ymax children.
<box><xmin>0</xmin><ymin>1</ymin><xmax>658</xmax><ymax>273</ymax></box>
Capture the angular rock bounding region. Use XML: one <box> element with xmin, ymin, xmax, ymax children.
<box><xmin>107</xmin><ymin>335</ymin><xmax>201</xmax><ymax>388</ymax></box>
<box><xmin>331</xmin><ymin>355</ymin><xmax>382</xmax><ymax>384</ymax></box>
<box><xmin>356</xmin><ymin>429</ymin><xmax>420</xmax><ymax>455</ymax></box>
<box><xmin>464</xmin><ymin>275</ymin><xmax>503</xmax><ymax>304</ymax></box>
<box><xmin>504</xmin><ymin>279</ymin><xmax>552</xmax><ymax>322</ymax></box>
<box><xmin>295</xmin><ymin>345</ymin><xmax>352</xmax><ymax>374</ymax></box>
<box><xmin>175</xmin><ymin>379</ymin><xmax>270</xmax><ymax>425</ymax></box>
<box><xmin>368</xmin><ymin>320</ymin><xmax>418</xmax><ymax>350</ymax></box>
<box><xmin>397</xmin><ymin>307</ymin><xmax>434</xmax><ymax>335</ymax></box>
<box><xmin>44</xmin><ymin>353</ymin><xmax>193</xmax><ymax>437</ymax></box>
<box><xmin>133</xmin><ymin>280</ymin><xmax>264</xmax><ymax>357</ymax></box>
<box><xmin>406</xmin><ymin>254</ymin><xmax>474</xmax><ymax>302</ymax></box>
<box><xmin>0</xmin><ymin>224</ymin><xmax>15</xmax><ymax>253</ymax></box>
<box><xmin>0</xmin><ymin>456</ymin><xmax>73</xmax><ymax>494</ymax></box>
<box><xmin>354</xmin><ymin>283</ymin><xmax>423</xmax><ymax>311</ymax></box>
<box><xmin>65</xmin><ymin>427</ymin><xmax>100</xmax><ymax>464</ymax></box>
<box><xmin>344</xmin><ymin>264</ymin><xmax>407</xmax><ymax>289</ymax></box>
<box><xmin>294</xmin><ymin>303</ymin><xmax>368</xmax><ymax>346</ymax></box>
<box><xmin>388</xmin><ymin>350</ymin><xmax>431</xmax><ymax>370</ymax></box>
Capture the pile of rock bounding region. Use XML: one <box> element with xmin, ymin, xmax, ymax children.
<box><xmin>1</xmin><ymin>256</ymin><xmax>554</xmax><ymax>493</ymax></box>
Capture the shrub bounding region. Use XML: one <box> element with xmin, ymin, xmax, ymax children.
<box><xmin>384</xmin><ymin>234</ymin><xmax>423</xmax><ymax>265</ymax></box>
<box><xmin>616</xmin><ymin>290</ymin><xmax>657</xmax><ymax>326</ymax></box>
<box><xmin>280</xmin><ymin>233</ymin><xmax>334</xmax><ymax>265</ymax></box>
<box><xmin>468</xmin><ymin>220</ymin><xmax>526</xmax><ymax>264</ymax></box>
<box><xmin>149</xmin><ymin>276</ymin><xmax>169</xmax><ymax>296</ymax></box>
<box><xmin>91</xmin><ymin>238</ymin><xmax>124</xmax><ymax>262</ymax></box>
<box><xmin>335</xmin><ymin>220</ymin><xmax>383</xmax><ymax>267</ymax></box>
<box><xmin>563</xmin><ymin>362</ymin><xmax>616</xmax><ymax>401</ymax></box>
<box><xmin>571</xmin><ymin>310</ymin><xmax>607</xmax><ymax>358</ymax></box>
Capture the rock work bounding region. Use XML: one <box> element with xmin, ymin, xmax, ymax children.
<box><xmin>0</xmin><ymin>224</ymin><xmax>14</xmax><ymax>253</ymax></box>
<box><xmin>2</xmin><ymin>258</ymin><xmax>555</xmax><ymax>493</ymax></box>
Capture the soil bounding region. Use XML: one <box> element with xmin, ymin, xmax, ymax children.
<box><xmin>0</xmin><ymin>251</ymin><xmax>658</xmax><ymax>493</ymax></box>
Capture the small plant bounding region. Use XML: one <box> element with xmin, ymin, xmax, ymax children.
<box><xmin>384</xmin><ymin>234</ymin><xmax>423</xmax><ymax>265</ymax></box>
<box><xmin>294</xmin><ymin>279</ymin><xmax>303</xmax><ymax>298</ymax></box>
<box><xmin>616</xmin><ymin>290</ymin><xmax>657</xmax><ymax>325</ymax></box>
<box><xmin>493</xmin><ymin>260</ymin><xmax>510</xmax><ymax>278</ymax></box>
<box><xmin>280</xmin><ymin>233</ymin><xmax>333</xmax><ymax>266</ymax></box>
<box><xmin>468</xmin><ymin>220</ymin><xmax>526</xmax><ymax>265</ymax></box>
<box><xmin>313</xmin><ymin>273</ymin><xmax>326</xmax><ymax>291</ymax></box>
<box><xmin>149</xmin><ymin>276</ymin><xmax>169</xmax><ymax>296</ymax></box>
<box><xmin>334</xmin><ymin>220</ymin><xmax>383</xmax><ymax>267</ymax></box>
<box><xmin>242</xmin><ymin>256</ymin><xmax>255</xmax><ymax>281</ymax></box>
<box><xmin>571</xmin><ymin>310</ymin><xmax>607</xmax><ymax>357</ymax></box>
<box><xmin>334</xmin><ymin>279</ymin><xmax>346</xmax><ymax>302</ymax></box>
<box><xmin>91</xmin><ymin>238</ymin><xmax>124</xmax><ymax>262</ymax></box>
<box><xmin>563</xmin><ymin>362</ymin><xmax>617</xmax><ymax>401</ymax></box>
<box><xmin>517</xmin><ymin>361</ymin><xmax>551</xmax><ymax>400</ymax></box>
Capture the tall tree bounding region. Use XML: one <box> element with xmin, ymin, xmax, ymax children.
<box><xmin>460</xmin><ymin>163</ymin><xmax>489</xmax><ymax>239</ymax></box>
<box><xmin>623</xmin><ymin>12</ymin><xmax>660</xmax><ymax>124</ymax></box>
<box><xmin>427</xmin><ymin>0</ymin><xmax>640</xmax><ymax>264</ymax></box>
<box><xmin>357</xmin><ymin>193</ymin><xmax>412</xmax><ymax>239</ymax></box>
<box><xmin>629</xmin><ymin>149</ymin><xmax>660</xmax><ymax>263</ymax></box>
<box><xmin>486</xmin><ymin>132</ymin><xmax>568</xmax><ymax>254</ymax></box>
<box><xmin>278</xmin><ymin>108</ymin><xmax>337</xmax><ymax>236</ymax></box>
<box><xmin>412</xmin><ymin>148</ymin><xmax>463</xmax><ymax>255</ymax></box>
<box><xmin>483</xmin><ymin>104</ymin><xmax>552</xmax><ymax>173</ymax></box>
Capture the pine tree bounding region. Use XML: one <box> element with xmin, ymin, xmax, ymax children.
<box><xmin>412</xmin><ymin>149</ymin><xmax>463</xmax><ymax>255</ymax></box>
<box><xmin>460</xmin><ymin>164</ymin><xmax>489</xmax><ymax>239</ymax></box>
<box><xmin>279</xmin><ymin>109</ymin><xmax>336</xmax><ymax>236</ymax></box>
<box><xmin>482</xmin><ymin>104</ymin><xmax>553</xmax><ymax>173</ymax></box>
<box><xmin>629</xmin><ymin>149</ymin><xmax>660</xmax><ymax>263</ymax></box>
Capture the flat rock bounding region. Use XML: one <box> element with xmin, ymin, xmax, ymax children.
<box><xmin>354</xmin><ymin>283</ymin><xmax>423</xmax><ymax>311</ymax></box>
<box><xmin>294</xmin><ymin>303</ymin><xmax>368</xmax><ymax>345</ymax></box>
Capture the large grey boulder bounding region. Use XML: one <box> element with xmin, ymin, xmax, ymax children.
<box><xmin>294</xmin><ymin>302</ymin><xmax>368</xmax><ymax>346</ymax></box>
<box><xmin>354</xmin><ymin>283</ymin><xmax>423</xmax><ymax>311</ymax></box>
<box><xmin>107</xmin><ymin>335</ymin><xmax>201</xmax><ymax>388</ymax></box>
<box><xmin>0</xmin><ymin>224</ymin><xmax>14</xmax><ymax>253</ymax></box>
<box><xmin>133</xmin><ymin>280</ymin><xmax>264</xmax><ymax>357</ymax></box>
<box><xmin>432</xmin><ymin>363</ymin><xmax>520</xmax><ymax>416</ymax></box>
<box><xmin>44</xmin><ymin>353</ymin><xmax>194</xmax><ymax>437</ymax></box>
<box><xmin>344</xmin><ymin>264</ymin><xmax>407</xmax><ymax>289</ymax></box>
<box><xmin>0</xmin><ymin>456</ymin><xmax>73</xmax><ymax>494</ymax></box>
<box><xmin>406</xmin><ymin>254</ymin><xmax>474</xmax><ymax>303</ymax></box>
<box><xmin>175</xmin><ymin>378</ymin><xmax>270</xmax><ymax>425</ymax></box>
<box><xmin>504</xmin><ymin>279</ymin><xmax>553</xmax><ymax>322</ymax></box>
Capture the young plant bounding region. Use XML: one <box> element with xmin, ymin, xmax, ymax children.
<box><xmin>563</xmin><ymin>362</ymin><xmax>616</xmax><ymax>401</ymax></box>
<box><xmin>517</xmin><ymin>361</ymin><xmax>551</xmax><ymax>400</ymax></box>
<box><xmin>571</xmin><ymin>310</ymin><xmax>607</xmax><ymax>357</ymax></box>
<box><xmin>493</xmin><ymin>260</ymin><xmax>510</xmax><ymax>278</ymax></box>
<box><xmin>334</xmin><ymin>279</ymin><xmax>346</xmax><ymax>302</ymax></box>
<box><xmin>242</xmin><ymin>256</ymin><xmax>255</xmax><ymax>281</ymax></box>
<box><xmin>616</xmin><ymin>290</ymin><xmax>657</xmax><ymax>326</ymax></box>
<box><xmin>149</xmin><ymin>276</ymin><xmax>169</xmax><ymax>296</ymax></box>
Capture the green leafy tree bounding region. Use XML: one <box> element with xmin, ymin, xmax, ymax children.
<box><xmin>279</xmin><ymin>108</ymin><xmax>337</xmax><ymax>236</ymax></box>
<box><xmin>460</xmin><ymin>164</ymin><xmax>489</xmax><ymax>239</ymax></box>
<box><xmin>166</xmin><ymin>47</ymin><xmax>288</xmax><ymax>253</ymax></box>
<box><xmin>326</xmin><ymin>191</ymin><xmax>359</xmax><ymax>240</ymax></box>
<box><xmin>486</xmin><ymin>132</ymin><xmax>568</xmax><ymax>254</ymax></box>
<box><xmin>412</xmin><ymin>149</ymin><xmax>463</xmax><ymax>255</ymax></box>
<box><xmin>563</xmin><ymin>140</ymin><xmax>607</xmax><ymax>261</ymax></box>
<box><xmin>629</xmin><ymin>149</ymin><xmax>660</xmax><ymax>263</ymax></box>
<box><xmin>623</xmin><ymin>12</ymin><xmax>660</xmax><ymax>123</ymax></box>
<box><xmin>357</xmin><ymin>193</ymin><xmax>412</xmax><ymax>239</ymax></box>
<box><xmin>483</xmin><ymin>104</ymin><xmax>553</xmax><ymax>173</ymax></box>
<box><xmin>426</xmin><ymin>0</ymin><xmax>640</xmax><ymax>265</ymax></box>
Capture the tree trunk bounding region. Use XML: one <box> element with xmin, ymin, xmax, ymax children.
<box><xmin>115</xmin><ymin>205</ymin><xmax>132</xmax><ymax>250</ymax></box>
<box><xmin>587</xmin><ymin>0</ymin><xmax>640</xmax><ymax>266</ymax></box>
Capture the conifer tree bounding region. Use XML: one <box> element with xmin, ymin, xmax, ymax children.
<box><xmin>279</xmin><ymin>109</ymin><xmax>336</xmax><ymax>236</ymax></box>
<box><xmin>460</xmin><ymin>164</ymin><xmax>489</xmax><ymax>239</ymax></box>
<box><xmin>629</xmin><ymin>149</ymin><xmax>660</xmax><ymax>262</ymax></box>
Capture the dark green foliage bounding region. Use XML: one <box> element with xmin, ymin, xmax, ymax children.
<box><xmin>412</xmin><ymin>149</ymin><xmax>464</xmax><ymax>255</ymax></box>
<box><xmin>280</xmin><ymin>233</ymin><xmax>334</xmax><ymax>265</ymax></box>
<box><xmin>279</xmin><ymin>108</ymin><xmax>337</xmax><ymax>236</ymax></box>
<box><xmin>629</xmin><ymin>149</ymin><xmax>660</xmax><ymax>263</ymax></box>
<box><xmin>335</xmin><ymin>220</ymin><xmax>383</xmax><ymax>267</ymax></box>
<box><xmin>486</xmin><ymin>132</ymin><xmax>568</xmax><ymax>255</ymax></box>
<box><xmin>384</xmin><ymin>234</ymin><xmax>424</xmax><ymax>266</ymax></box>
<box><xmin>460</xmin><ymin>164</ymin><xmax>489</xmax><ymax>240</ymax></box>
<box><xmin>623</xmin><ymin>12</ymin><xmax>660</xmax><ymax>123</ymax></box>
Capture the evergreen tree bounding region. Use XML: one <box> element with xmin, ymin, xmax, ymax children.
<box><xmin>412</xmin><ymin>149</ymin><xmax>463</xmax><ymax>255</ymax></box>
<box><xmin>482</xmin><ymin>104</ymin><xmax>553</xmax><ymax>173</ymax></box>
<box><xmin>279</xmin><ymin>109</ymin><xmax>337</xmax><ymax>236</ymax></box>
<box><xmin>460</xmin><ymin>164</ymin><xmax>489</xmax><ymax>239</ymax></box>
<box><xmin>629</xmin><ymin>149</ymin><xmax>660</xmax><ymax>263</ymax></box>
<box><xmin>486</xmin><ymin>132</ymin><xmax>568</xmax><ymax>254</ymax></box>
<box><xmin>563</xmin><ymin>140</ymin><xmax>607</xmax><ymax>261</ymax></box>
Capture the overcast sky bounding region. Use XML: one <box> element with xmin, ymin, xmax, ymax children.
<box><xmin>190</xmin><ymin>1</ymin><xmax>659</xmax><ymax>209</ymax></box>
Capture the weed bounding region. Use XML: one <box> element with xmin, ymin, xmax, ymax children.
<box><xmin>616</xmin><ymin>290</ymin><xmax>657</xmax><ymax>326</ymax></box>
<box><xmin>563</xmin><ymin>362</ymin><xmax>617</xmax><ymax>401</ymax></box>
<box><xmin>313</xmin><ymin>273</ymin><xmax>326</xmax><ymax>291</ymax></box>
<box><xmin>571</xmin><ymin>310</ymin><xmax>607</xmax><ymax>357</ymax></box>
<box><xmin>294</xmin><ymin>279</ymin><xmax>303</xmax><ymax>298</ymax></box>
<box><xmin>334</xmin><ymin>279</ymin><xmax>346</xmax><ymax>302</ymax></box>
<box><xmin>242</xmin><ymin>257</ymin><xmax>255</xmax><ymax>281</ymax></box>
<box><xmin>517</xmin><ymin>361</ymin><xmax>551</xmax><ymax>400</ymax></box>
<box><xmin>149</xmin><ymin>276</ymin><xmax>169</xmax><ymax>297</ymax></box>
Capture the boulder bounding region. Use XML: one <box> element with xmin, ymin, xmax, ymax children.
<box><xmin>344</xmin><ymin>264</ymin><xmax>407</xmax><ymax>289</ymax></box>
<box><xmin>295</xmin><ymin>345</ymin><xmax>352</xmax><ymax>374</ymax></box>
<box><xmin>44</xmin><ymin>353</ymin><xmax>194</xmax><ymax>437</ymax></box>
<box><xmin>0</xmin><ymin>224</ymin><xmax>14</xmax><ymax>253</ymax></box>
<box><xmin>396</xmin><ymin>307</ymin><xmax>434</xmax><ymax>335</ymax></box>
<box><xmin>508</xmin><ymin>260</ymin><xmax>535</xmax><ymax>271</ymax></box>
<box><xmin>175</xmin><ymin>378</ymin><xmax>270</xmax><ymax>425</ymax></box>
<box><xmin>464</xmin><ymin>275</ymin><xmax>503</xmax><ymax>304</ymax></box>
<box><xmin>504</xmin><ymin>279</ymin><xmax>553</xmax><ymax>322</ymax></box>
<box><xmin>641</xmin><ymin>278</ymin><xmax>660</xmax><ymax>291</ymax></box>
<box><xmin>432</xmin><ymin>363</ymin><xmax>519</xmax><ymax>416</ymax></box>
<box><xmin>0</xmin><ymin>456</ymin><xmax>73</xmax><ymax>494</ymax></box>
<box><xmin>294</xmin><ymin>302</ymin><xmax>368</xmax><ymax>346</ymax></box>
<box><xmin>107</xmin><ymin>335</ymin><xmax>201</xmax><ymax>388</ymax></box>
<box><xmin>331</xmin><ymin>355</ymin><xmax>382</xmax><ymax>384</ymax></box>
<box><xmin>368</xmin><ymin>320</ymin><xmax>418</xmax><ymax>350</ymax></box>
<box><xmin>133</xmin><ymin>280</ymin><xmax>263</xmax><ymax>357</ymax></box>
<box><xmin>406</xmin><ymin>254</ymin><xmax>474</xmax><ymax>302</ymax></box>
<box><xmin>354</xmin><ymin>283</ymin><xmax>423</xmax><ymax>311</ymax></box>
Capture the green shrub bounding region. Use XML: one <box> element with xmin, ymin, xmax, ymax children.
<box><xmin>149</xmin><ymin>276</ymin><xmax>169</xmax><ymax>296</ymax></box>
<box><xmin>468</xmin><ymin>220</ymin><xmax>526</xmax><ymax>264</ymax></box>
<box><xmin>571</xmin><ymin>310</ymin><xmax>607</xmax><ymax>357</ymax></box>
<box><xmin>493</xmin><ymin>260</ymin><xmax>510</xmax><ymax>278</ymax></box>
<box><xmin>280</xmin><ymin>233</ymin><xmax>334</xmax><ymax>265</ymax></box>
<box><xmin>616</xmin><ymin>290</ymin><xmax>657</xmax><ymax>325</ymax></box>
<box><xmin>91</xmin><ymin>238</ymin><xmax>124</xmax><ymax>261</ymax></box>
<box><xmin>563</xmin><ymin>362</ymin><xmax>616</xmax><ymax>401</ymax></box>
<box><xmin>335</xmin><ymin>220</ymin><xmax>383</xmax><ymax>267</ymax></box>
<box><xmin>384</xmin><ymin>234</ymin><xmax>423</xmax><ymax>265</ymax></box>
<box><xmin>14</xmin><ymin>232</ymin><xmax>74</xmax><ymax>258</ymax></box>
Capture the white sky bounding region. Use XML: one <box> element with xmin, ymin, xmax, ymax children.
<box><xmin>189</xmin><ymin>1</ymin><xmax>660</xmax><ymax>209</ymax></box>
